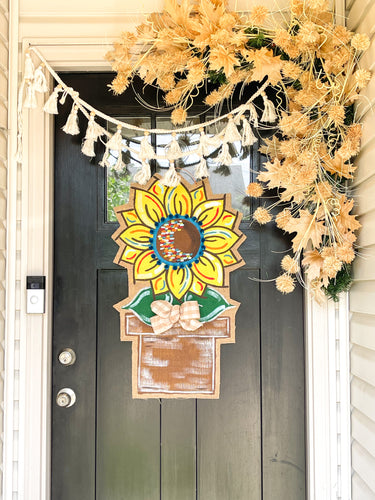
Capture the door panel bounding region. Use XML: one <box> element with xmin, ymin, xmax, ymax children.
<box><xmin>52</xmin><ymin>73</ymin><xmax>305</xmax><ymax>500</ymax></box>
<box><xmin>197</xmin><ymin>269</ymin><xmax>261</xmax><ymax>500</ymax></box>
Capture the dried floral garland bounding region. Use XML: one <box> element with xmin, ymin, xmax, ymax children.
<box><xmin>105</xmin><ymin>0</ymin><xmax>370</xmax><ymax>301</ymax></box>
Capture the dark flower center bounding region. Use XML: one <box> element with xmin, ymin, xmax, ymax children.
<box><xmin>156</xmin><ymin>218</ymin><xmax>201</xmax><ymax>263</ymax></box>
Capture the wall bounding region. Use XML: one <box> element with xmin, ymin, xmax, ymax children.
<box><xmin>347</xmin><ymin>0</ymin><xmax>375</xmax><ymax>499</ymax></box>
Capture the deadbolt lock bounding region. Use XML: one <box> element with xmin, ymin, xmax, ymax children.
<box><xmin>58</xmin><ymin>348</ymin><xmax>76</xmax><ymax>366</ymax></box>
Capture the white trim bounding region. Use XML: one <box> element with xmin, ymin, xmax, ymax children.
<box><xmin>6</xmin><ymin>26</ymin><xmax>351</xmax><ymax>500</ymax></box>
<box><xmin>305</xmin><ymin>291</ymin><xmax>352</xmax><ymax>500</ymax></box>
<box><xmin>3</xmin><ymin>1</ymin><xmax>19</xmax><ymax>499</ymax></box>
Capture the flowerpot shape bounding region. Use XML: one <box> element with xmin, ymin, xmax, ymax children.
<box><xmin>121</xmin><ymin>314</ymin><xmax>232</xmax><ymax>398</ymax></box>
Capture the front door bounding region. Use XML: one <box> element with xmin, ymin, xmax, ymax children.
<box><xmin>52</xmin><ymin>73</ymin><xmax>305</xmax><ymax>500</ymax></box>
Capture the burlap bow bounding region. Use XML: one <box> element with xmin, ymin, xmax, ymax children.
<box><xmin>150</xmin><ymin>300</ymin><xmax>202</xmax><ymax>334</ymax></box>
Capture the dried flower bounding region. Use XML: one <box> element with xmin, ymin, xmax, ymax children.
<box><xmin>276</xmin><ymin>273</ymin><xmax>295</xmax><ymax>294</ymax></box>
<box><xmin>165</xmin><ymin>87</ymin><xmax>184</xmax><ymax>105</ymax></box>
<box><xmin>322</xmin><ymin>255</ymin><xmax>342</xmax><ymax>278</ymax></box>
<box><xmin>337</xmin><ymin>243</ymin><xmax>355</xmax><ymax>263</ymax></box>
<box><xmin>171</xmin><ymin>107</ymin><xmax>187</xmax><ymax>125</ymax></box>
<box><xmin>249</xmin><ymin>5</ymin><xmax>268</xmax><ymax>25</ymax></box>
<box><xmin>246</xmin><ymin>182</ymin><xmax>264</xmax><ymax>197</ymax></box>
<box><xmin>354</xmin><ymin>69</ymin><xmax>371</xmax><ymax>89</ymax></box>
<box><xmin>253</xmin><ymin>206</ymin><xmax>272</xmax><ymax>224</ymax></box>
<box><xmin>327</xmin><ymin>105</ymin><xmax>345</xmax><ymax>127</ymax></box>
<box><xmin>333</xmin><ymin>25</ymin><xmax>352</xmax><ymax>45</ymax></box>
<box><xmin>281</xmin><ymin>255</ymin><xmax>300</xmax><ymax>274</ymax></box>
<box><xmin>276</xmin><ymin>209</ymin><xmax>292</xmax><ymax>230</ymax></box>
<box><xmin>282</xmin><ymin>61</ymin><xmax>301</xmax><ymax>80</ymax></box>
<box><xmin>109</xmin><ymin>72</ymin><xmax>131</xmax><ymax>94</ymax></box>
<box><xmin>351</xmin><ymin>33</ymin><xmax>370</xmax><ymax>51</ymax></box>
<box><xmin>204</xmin><ymin>90</ymin><xmax>222</xmax><ymax>107</ymax></box>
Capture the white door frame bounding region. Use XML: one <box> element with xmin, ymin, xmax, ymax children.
<box><xmin>3</xmin><ymin>34</ymin><xmax>352</xmax><ymax>499</ymax></box>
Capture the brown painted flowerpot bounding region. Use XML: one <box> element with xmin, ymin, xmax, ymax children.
<box><xmin>122</xmin><ymin>314</ymin><xmax>232</xmax><ymax>398</ymax></box>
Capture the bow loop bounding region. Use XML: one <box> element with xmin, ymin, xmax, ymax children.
<box><xmin>150</xmin><ymin>300</ymin><xmax>202</xmax><ymax>334</ymax></box>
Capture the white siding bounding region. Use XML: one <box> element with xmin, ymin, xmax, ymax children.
<box><xmin>0</xmin><ymin>0</ymin><xmax>7</xmax><ymax>497</ymax></box>
<box><xmin>347</xmin><ymin>0</ymin><xmax>375</xmax><ymax>498</ymax></box>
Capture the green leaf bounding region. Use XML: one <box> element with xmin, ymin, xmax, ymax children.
<box><xmin>123</xmin><ymin>287</ymin><xmax>176</xmax><ymax>325</ymax></box>
<box><xmin>185</xmin><ymin>288</ymin><xmax>233</xmax><ymax>323</ymax></box>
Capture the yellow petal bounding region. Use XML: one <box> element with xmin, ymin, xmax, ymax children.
<box><xmin>148</xmin><ymin>180</ymin><xmax>167</xmax><ymax>204</ymax></box>
<box><xmin>191</xmin><ymin>186</ymin><xmax>207</xmax><ymax>210</ymax></box>
<box><xmin>193</xmin><ymin>199</ymin><xmax>224</xmax><ymax>229</ymax></box>
<box><xmin>218</xmin><ymin>250</ymin><xmax>238</xmax><ymax>267</ymax></box>
<box><xmin>121</xmin><ymin>246</ymin><xmax>143</xmax><ymax>264</ymax></box>
<box><xmin>192</xmin><ymin>252</ymin><xmax>224</xmax><ymax>286</ymax></box>
<box><xmin>134</xmin><ymin>250</ymin><xmax>165</xmax><ymax>281</ymax></box>
<box><xmin>189</xmin><ymin>275</ymin><xmax>206</xmax><ymax>296</ymax></box>
<box><xmin>164</xmin><ymin>183</ymin><xmax>192</xmax><ymax>216</ymax></box>
<box><xmin>119</xmin><ymin>209</ymin><xmax>143</xmax><ymax>226</ymax></box>
<box><xmin>134</xmin><ymin>189</ymin><xmax>166</xmax><ymax>228</ymax></box>
<box><xmin>203</xmin><ymin>227</ymin><xmax>239</xmax><ymax>254</ymax></box>
<box><xmin>120</xmin><ymin>224</ymin><xmax>151</xmax><ymax>250</ymax></box>
<box><xmin>215</xmin><ymin>210</ymin><xmax>237</xmax><ymax>228</ymax></box>
<box><xmin>167</xmin><ymin>266</ymin><xmax>193</xmax><ymax>300</ymax></box>
<box><xmin>151</xmin><ymin>275</ymin><xmax>169</xmax><ymax>295</ymax></box>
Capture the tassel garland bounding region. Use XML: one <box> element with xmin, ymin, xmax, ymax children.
<box><xmin>161</xmin><ymin>161</ymin><xmax>180</xmax><ymax>187</ymax></box>
<box><xmin>81</xmin><ymin>112</ymin><xmax>105</xmax><ymax>157</ymax></box>
<box><xmin>62</xmin><ymin>104</ymin><xmax>80</xmax><ymax>135</ymax></box>
<box><xmin>261</xmin><ymin>92</ymin><xmax>277</xmax><ymax>123</ymax></box>
<box><xmin>217</xmin><ymin>142</ymin><xmax>232</xmax><ymax>166</ymax></box>
<box><xmin>195</xmin><ymin>157</ymin><xmax>209</xmax><ymax>180</ymax></box>
<box><xmin>133</xmin><ymin>160</ymin><xmax>151</xmax><ymax>185</ymax></box>
<box><xmin>24</xmin><ymin>80</ymin><xmax>37</xmax><ymax>109</ymax></box>
<box><xmin>100</xmin><ymin>125</ymin><xmax>125</xmax><ymax>170</ymax></box>
<box><xmin>140</xmin><ymin>133</ymin><xmax>155</xmax><ymax>160</ymax></box>
<box><xmin>241</xmin><ymin>116</ymin><xmax>258</xmax><ymax>147</ymax></box>
<box><xmin>223</xmin><ymin>116</ymin><xmax>242</xmax><ymax>143</ymax></box>
<box><xmin>43</xmin><ymin>85</ymin><xmax>62</xmax><ymax>114</ymax></box>
<box><xmin>166</xmin><ymin>133</ymin><xmax>182</xmax><ymax>161</ymax></box>
<box><xmin>34</xmin><ymin>64</ymin><xmax>48</xmax><ymax>93</ymax></box>
<box><xmin>247</xmin><ymin>103</ymin><xmax>259</xmax><ymax>127</ymax></box>
<box><xmin>24</xmin><ymin>52</ymin><xmax>35</xmax><ymax>80</ymax></box>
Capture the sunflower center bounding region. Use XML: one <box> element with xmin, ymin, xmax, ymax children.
<box><xmin>156</xmin><ymin>218</ymin><xmax>201</xmax><ymax>264</ymax></box>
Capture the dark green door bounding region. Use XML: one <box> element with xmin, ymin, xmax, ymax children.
<box><xmin>52</xmin><ymin>73</ymin><xmax>305</xmax><ymax>500</ymax></box>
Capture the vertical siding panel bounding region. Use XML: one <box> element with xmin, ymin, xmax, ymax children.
<box><xmin>0</xmin><ymin>0</ymin><xmax>6</xmax><ymax>497</ymax></box>
<box><xmin>349</xmin><ymin>0</ymin><xmax>375</xmax><ymax>499</ymax></box>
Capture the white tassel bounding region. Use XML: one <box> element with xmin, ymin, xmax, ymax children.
<box><xmin>81</xmin><ymin>112</ymin><xmax>105</xmax><ymax>157</ymax></box>
<box><xmin>24</xmin><ymin>80</ymin><xmax>37</xmax><ymax>109</ymax></box>
<box><xmin>223</xmin><ymin>116</ymin><xmax>241</xmax><ymax>143</ymax></box>
<box><xmin>261</xmin><ymin>92</ymin><xmax>277</xmax><ymax>123</ymax></box>
<box><xmin>241</xmin><ymin>116</ymin><xmax>258</xmax><ymax>147</ymax></box>
<box><xmin>166</xmin><ymin>133</ymin><xmax>182</xmax><ymax>161</ymax></box>
<box><xmin>133</xmin><ymin>161</ymin><xmax>151</xmax><ymax>185</ymax></box>
<box><xmin>195</xmin><ymin>157</ymin><xmax>209</xmax><ymax>180</ymax></box>
<box><xmin>33</xmin><ymin>64</ymin><xmax>48</xmax><ymax>93</ymax></box>
<box><xmin>196</xmin><ymin>129</ymin><xmax>221</xmax><ymax>157</ymax></box>
<box><xmin>113</xmin><ymin>152</ymin><xmax>125</xmax><ymax>172</ymax></box>
<box><xmin>62</xmin><ymin>104</ymin><xmax>80</xmax><ymax>135</ymax></box>
<box><xmin>43</xmin><ymin>85</ymin><xmax>62</xmax><ymax>114</ymax></box>
<box><xmin>24</xmin><ymin>52</ymin><xmax>35</xmax><ymax>80</ymax></box>
<box><xmin>161</xmin><ymin>161</ymin><xmax>180</xmax><ymax>187</ymax></box>
<box><xmin>100</xmin><ymin>126</ymin><xmax>124</xmax><ymax>169</ymax></box>
<box><xmin>247</xmin><ymin>103</ymin><xmax>259</xmax><ymax>127</ymax></box>
<box><xmin>140</xmin><ymin>133</ymin><xmax>155</xmax><ymax>160</ymax></box>
<box><xmin>217</xmin><ymin>142</ymin><xmax>233</xmax><ymax>166</ymax></box>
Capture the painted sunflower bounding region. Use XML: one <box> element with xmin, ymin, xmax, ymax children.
<box><xmin>112</xmin><ymin>176</ymin><xmax>245</xmax><ymax>300</ymax></box>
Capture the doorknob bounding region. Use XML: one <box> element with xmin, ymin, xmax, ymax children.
<box><xmin>58</xmin><ymin>348</ymin><xmax>76</xmax><ymax>366</ymax></box>
<box><xmin>56</xmin><ymin>388</ymin><xmax>76</xmax><ymax>408</ymax></box>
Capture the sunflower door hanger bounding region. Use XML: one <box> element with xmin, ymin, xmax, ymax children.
<box><xmin>112</xmin><ymin>175</ymin><xmax>245</xmax><ymax>398</ymax></box>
